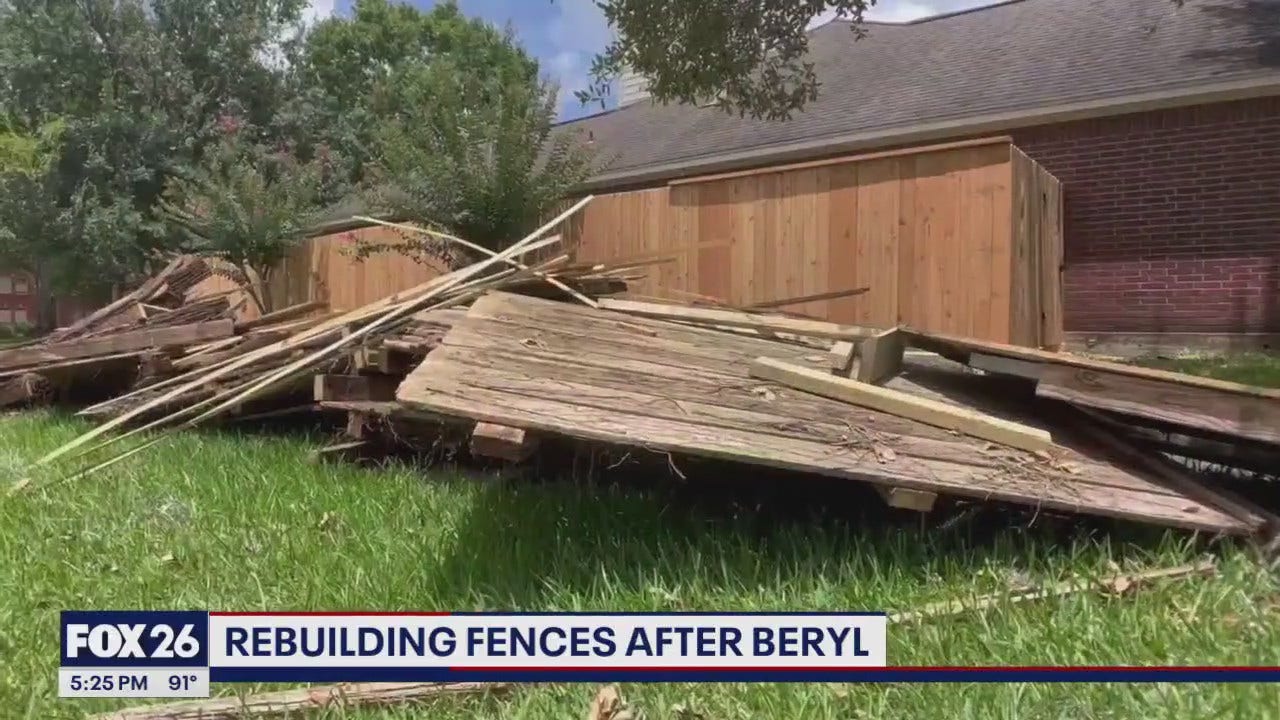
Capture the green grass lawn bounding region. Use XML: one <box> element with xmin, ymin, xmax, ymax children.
<box><xmin>1134</xmin><ymin>352</ymin><xmax>1280</xmax><ymax>389</ymax></box>
<box><xmin>2</xmin><ymin>412</ymin><xmax>1279</xmax><ymax>719</ymax></box>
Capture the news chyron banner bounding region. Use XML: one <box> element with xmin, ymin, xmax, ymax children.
<box><xmin>60</xmin><ymin>610</ymin><xmax>887</xmax><ymax>697</ymax></box>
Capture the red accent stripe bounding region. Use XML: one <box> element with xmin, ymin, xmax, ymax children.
<box><xmin>210</xmin><ymin>612</ymin><xmax>452</xmax><ymax>617</ymax></box>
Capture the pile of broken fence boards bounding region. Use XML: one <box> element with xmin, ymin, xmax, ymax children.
<box><xmin>0</xmin><ymin>254</ymin><xmax>341</xmax><ymax>423</ymax></box>
<box><xmin>308</xmin><ymin>273</ymin><xmax>641</xmax><ymax>463</ymax></box>
<box><xmin>19</xmin><ymin>197</ymin><xmax>624</xmax><ymax>488</ymax></box>
<box><xmin>0</xmin><ymin>256</ymin><xmax>244</xmax><ymax>411</ymax></box>
<box><xmin>392</xmin><ymin>291</ymin><xmax>1278</xmax><ymax>539</ymax></box>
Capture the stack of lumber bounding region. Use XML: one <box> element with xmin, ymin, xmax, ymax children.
<box><xmin>20</xmin><ymin>197</ymin><xmax>614</xmax><ymax>484</ymax></box>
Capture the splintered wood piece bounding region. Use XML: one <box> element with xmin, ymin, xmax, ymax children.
<box><xmin>875</xmin><ymin>485</ymin><xmax>937</xmax><ymax>512</ymax></box>
<box><xmin>470</xmin><ymin>422</ymin><xmax>539</xmax><ymax>462</ymax></box>
<box><xmin>313</xmin><ymin>374</ymin><xmax>399</xmax><ymax>403</ymax></box>
<box><xmin>856</xmin><ymin>327</ymin><xmax>904</xmax><ymax>385</ymax></box>
<box><xmin>308</xmin><ymin>440</ymin><xmax>368</xmax><ymax>465</ymax></box>
<box><xmin>0</xmin><ymin>373</ymin><xmax>48</xmax><ymax>407</ymax></box>
<box><xmin>828</xmin><ymin>341</ymin><xmax>857</xmax><ymax>376</ymax></box>
<box><xmin>598</xmin><ymin>298</ymin><xmax>880</xmax><ymax>342</ymax></box>
<box><xmin>749</xmin><ymin>357</ymin><xmax>1054</xmax><ymax>453</ymax></box>
<box><xmin>0</xmin><ymin>320</ymin><xmax>234</xmax><ymax>371</ymax></box>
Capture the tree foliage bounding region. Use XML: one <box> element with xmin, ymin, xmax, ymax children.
<box><xmin>0</xmin><ymin>0</ymin><xmax>597</xmax><ymax>322</ymax></box>
<box><xmin>578</xmin><ymin>0</ymin><xmax>873</xmax><ymax>120</ymax></box>
<box><xmin>160</xmin><ymin>135</ymin><xmax>330</xmax><ymax>313</ymax></box>
<box><xmin>366</xmin><ymin>57</ymin><xmax>595</xmax><ymax>257</ymax></box>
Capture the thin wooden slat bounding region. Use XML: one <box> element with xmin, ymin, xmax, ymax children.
<box><xmin>749</xmin><ymin>357</ymin><xmax>1054</xmax><ymax>453</ymax></box>
<box><xmin>597</xmin><ymin>299</ymin><xmax>880</xmax><ymax>341</ymax></box>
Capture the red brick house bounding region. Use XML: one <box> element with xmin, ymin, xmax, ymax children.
<box><xmin>564</xmin><ymin>0</ymin><xmax>1280</xmax><ymax>353</ymax></box>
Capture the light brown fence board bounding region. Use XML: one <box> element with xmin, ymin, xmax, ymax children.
<box><xmin>566</xmin><ymin>138</ymin><xmax>1062</xmax><ymax>346</ymax></box>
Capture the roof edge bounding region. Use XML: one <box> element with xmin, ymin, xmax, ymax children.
<box><xmin>578</xmin><ymin>76</ymin><xmax>1280</xmax><ymax>191</ymax></box>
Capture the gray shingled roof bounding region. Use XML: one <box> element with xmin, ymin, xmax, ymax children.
<box><xmin>563</xmin><ymin>0</ymin><xmax>1280</xmax><ymax>185</ymax></box>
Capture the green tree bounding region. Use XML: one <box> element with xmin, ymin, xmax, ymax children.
<box><xmin>577</xmin><ymin>0</ymin><xmax>874</xmax><ymax>121</ymax></box>
<box><xmin>0</xmin><ymin>0</ymin><xmax>310</xmax><ymax>298</ymax></box>
<box><xmin>365</xmin><ymin>56</ymin><xmax>596</xmax><ymax>257</ymax></box>
<box><xmin>289</xmin><ymin>0</ymin><xmax>540</xmax><ymax>183</ymax></box>
<box><xmin>160</xmin><ymin>136</ymin><xmax>330</xmax><ymax>313</ymax></box>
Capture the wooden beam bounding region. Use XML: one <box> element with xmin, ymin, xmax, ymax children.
<box><xmin>470</xmin><ymin>422</ymin><xmax>539</xmax><ymax>462</ymax></box>
<box><xmin>904</xmin><ymin>328</ymin><xmax>1280</xmax><ymax>400</ymax></box>
<box><xmin>748</xmin><ymin>357</ymin><xmax>1054</xmax><ymax>453</ymax></box>
<box><xmin>856</xmin><ymin>327</ymin><xmax>905</xmax><ymax>385</ymax></box>
<box><xmin>968</xmin><ymin>352</ymin><xmax>1043</xmax><ymax>381</ymax></box>
<box><xmin>597</xmin><ymin>299</ymin><xmax>880</xmax><ymax>342</ymax></box>
<box><xmin>0</xmin><ymin>320</ymin><xmax>235</xmax><ymax>371</ymax></box>
<box><xmin>875</xmin><ymin>485</ymin><xmax>938</xmax><ymax>512</ymax></box>
<box><xmin>828</xmin><ymin>341</ymin><xmax>857</xmax><ymax>376</ymax></box>
<box><xmin>1036</xmin><ymin>364</ymin><xmax>1280</xmax><ymax>445</ymax></box>
<box><xmin>313</xmin><ymin>374</ymin><xmax>400</xmax><ymax>403</ymax></box>
<box><xmin>234</xmin><ymin>300</ymin><xmax>327</xmax><ymax>332</ymax></box>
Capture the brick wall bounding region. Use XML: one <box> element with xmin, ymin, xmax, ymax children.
<box><xmin>1012</xmin><ymin>97</ymin><xmax>1280</xmax><ymax>334</ymax></box>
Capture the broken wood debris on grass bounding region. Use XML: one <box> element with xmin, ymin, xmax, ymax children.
<box><xmin>90</xmin><ymin>681</ymin><xmax>512</xmax><ymax>720</ymax></box>
<box><xmin>890</xmin><ymin>559</ymin><xmax>1218</xmax><ymax>624</ymax></box>
<box><xmin>6</xmin><ymin>189</ymin><xmax>1278</xmax><ymax>537</ymax></box>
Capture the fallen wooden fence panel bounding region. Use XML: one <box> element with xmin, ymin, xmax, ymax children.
<box><xmin>395</xmin><ymin>292</ymin><xmax>1254</xmax><ymax>535</ymax></box>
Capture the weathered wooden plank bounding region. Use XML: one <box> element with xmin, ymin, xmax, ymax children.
<box><xmin>470</xmin><ymin>422</ymin><xmax>539</xmax><ymax>462</ymax></box>
<box><xmin>876</xmin><ymin>486</ymin><xmax>938</xmax><ymax>512</ymax></box>
<box><xmin>400</xmin><ymin>366</ymin><xmax>1246</xmax><ymax>533</ymax></box>
<box><xmin>1036</xmin><ymin>365</ymin><xmax>1280</xmax><ymax>445</ymax></box>
<box><xmin>857</xmin><ymin>327</ymin><xmax>904</xmax><ymax>385</ymax></box>
<box><xmin>0</xmin><ymin>320</ymin><xmax>234</xmax><ymax>371</ymax></box>
<box><xmin>904</xmin><ymin>329</ymin><xmax>1280</xmax><ymax>400</ymax></box>
<box><xmin>394</xmin><ymin>293</ymin><xmax>1252</xmax><ymax>534</ymax></box>
<box><xmin>750</xmin><ymin>358</ymin><xmax>1054</xmax><ymax>452</ymax></box>
<box><xmin>597</xmin><ymin>298</ymin><xmax>880</xmax><ymax>341</ymax></box>
<box><xmin>313</xmin><ymin>374</ymin><xmax>399</xmax><ymax>403</ymax></box>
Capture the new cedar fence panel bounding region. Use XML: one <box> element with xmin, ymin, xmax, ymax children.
<box><xmin>187</xmin><ymin>226</ymin><xmax>453</xmax><ymax>320</ymax></box>
<box><xmin>566</xmin><ymin>137</ymin><xmax>1063</xmax><ymax>347</ymax></box>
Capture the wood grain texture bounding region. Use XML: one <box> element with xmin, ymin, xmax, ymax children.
<box><xmin>396</xmin><ymin>292</ymin><xmax>1252</xmax><ymax>534</ymax></box>
<box><xmin>1036</xmin><ymin>364</ymin><xmax>1280</xmax><ymax>445</ymax></box>
<box><xmin>568</xmin><ymin>141</ymin><xmax>1061</xmax><ymax>347</ymax></box>
<box><xmin>0</xmin><ymin>320</ymin><xmax>234</xmax><ymax>371</ymax></box>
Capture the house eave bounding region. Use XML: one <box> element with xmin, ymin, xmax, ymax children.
<box><xmin>577</xmin><ymin>75</ymin><xmax>1280</xmax><ymax>192</ymax></box>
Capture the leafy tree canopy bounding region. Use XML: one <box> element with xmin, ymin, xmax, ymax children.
<box><xmin>578</xmin><ymin>0</ymin><xmax>873</xmax><ymax>120</ymax></box>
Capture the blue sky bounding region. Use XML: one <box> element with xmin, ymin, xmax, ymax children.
<box><xmin>307</xmin><ymin>0</ymin><xmax>994</xmax><ymax>121</ymax></box>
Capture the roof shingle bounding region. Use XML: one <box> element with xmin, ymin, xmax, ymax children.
<box><xmin>564</xmin><ymin>0</ymin><xmax>1280</xmax><ymax>185</ymax></box>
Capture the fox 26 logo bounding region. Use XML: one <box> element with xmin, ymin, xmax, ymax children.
<box><xmin>61</xmin><ymin>611</ymin><xmax>208</xmax><ymax>668</ymax></box>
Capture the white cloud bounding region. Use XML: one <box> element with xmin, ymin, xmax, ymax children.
<box><xmin>867</xmin><ymin>1</ymin><xmax>939</xmax><ymax>22</ymax></box>
<box><xmin>543</xmin><ymin>0</ymin><xmax>615</xmax><ymax>116</ymax></box>
<box><xmin>302</xmin><ymin>0</ymin><xmax>336</xmax><ymax>25</ymax></box>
